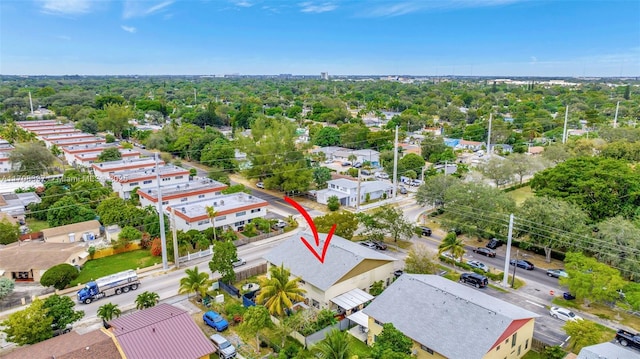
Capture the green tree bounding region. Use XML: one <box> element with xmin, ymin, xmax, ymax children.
<box><xmin>313</xmin><ymin>167</ymin><xmax>332</xmax><ymax>189</ymax></box>
<box><xmin>9</xmin><ymin>143</ymin><xmax>56</xmax><ymax>175</ymax></box>
<box><xmin>40</xmin><ymin>263</ymin><xmax>79</xmax><ymax>290</ymax></box>
<box><xmin>415</xmin><ymin>174</ymin><xmax>460</xmax><ymax>208</ymax></box>
<box><xmin>242</xmin><ymin>305</ymin><xmax>273</xmax><ymax>353</ymax></box>
<box><xmin>376</xmin><ymin>205</ymin><xmax>414</xmax><ymax>242</ymax></box>
<box><xmin>209</xmin><ymin>240</ymin><xmax>237</xmax><ymax>284</ymax></box>
<box><xmin>1</xmin><ymin>299</ymin><xmax>53</xmax><ymax>346</ymax></box>
<box><xmin>313</xmin><ymin>211</ymin><xmax>359</xmax><ymax>240</ymax></box>
<box><xmin>544</xmin><ymin>345</ymin><xmax>567</xmax><ymax>359</ymax></box>
<box><xmin>405</xmin><ymin>245</ymin><xmax>437</xmax><ymax>274</ymax></box>
<box><xmin>101</xmin><ymin>103</ymin><xmax>133</xmax><ymax>139</ymax></box>
<box><xmin>0</xmin><ymin>277</ymin><xmax>15</xmax><ymax>300</ymax></box>
<box><xmin>97</xmin><ymin>302</ymin><xmax>121</xmax><ymax>322</ymax></box>
<box><xmin>371</xmin><ymin>323</ymin><xmax>413</xmax><ymax>359</ymax></box>
<box><xmin>312</xmin><ymin>329</ymin><xmax>352</xmax><ymax>359</ymax></box>
<box><xmin>594</xmin><ymin>216</ymin><xmax>640</xmax><ymax>281</ymax></box>
<box><xmin>478</xmin><ymin>157</ymin><xmax>514</xmax><ymax>187</ymax></box>
<box><xmin>105</xmin><ymin>133</ymin><xmax>116</xmax><ymax>143</ymax></box>
<box><xmin>135</xmin><ymin>291</ymin><xmax>160</xmax><ymax>309</ymax></box>
<box><xmin>563</xmin><ymin>320</ymin><xmax>603</xmax><ymax>353</ymax></box>
<box><xmin>75</xmin><ymin>118</ymin><xmax>99</xmax><ymax>134</ymax></box>
<box><xmin>398</xmin><ymin>153</ymin><xmax>425</xmax><ymax>179</ymax></box>
<box><xmin>438</xmin><ymin>232</ymin><xmax>466</xmax><ymax>262</ymax></box>
<box><xmin>97</xmin><ymin>147</ymin><xmax>122</xmax><ymax>162</ymax></box>
<box><xmin>541</xmin><ymin>144</ymin><xmax>571</xmax><ymax>165</ymax></box>
<box><xmin>327</xmin><ymin>195</ymin><xmax>340</xmax><ymax>211</ymax></box>
<box><xmin>0</xmin><ymin>219</ymin><xmax>20</xmax><ymax>245</ymax></box>
<box><xmin>313</xmin><ymin>126</ymin><xmax>341</xmax><ymax>146</ymax></box>
<box><xmin>200</xmin><ymin>137</ymin><xmax>237</xmax><ymax>171</ymax></box>
<box><xmin>179</xmin><ymin>266</ymin><xmax>211</xmax><ymax>300</ymax></box>
<box><xmin>46</xmin><ymin>196</ymin><xmax>96</xmax><ymax>227</ymax></box>
<box><xmin>95</xmin><ymin>196</ymin><xmax>147</xmax><ymax>227</ymax></box>
<box><xmin>421</xmin><ymin>133</ymin><xmax>455</xmax><ymax>163</ymax></box>
<box><xmin>256</xmin><ymin>264</ymin><xmax>306</xmax><ymax>317</ymax></box>
<box><xmin>43</xmin><ymin>295</ymin><xmax>84</xmax><ymax>332</ymax></box>
<box><xmin>561</xmin><ymin>252</ymin><xmax>626</xmax><ymax>306</ymax></box>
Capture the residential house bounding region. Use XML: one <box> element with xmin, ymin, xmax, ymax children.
<box><xmin>41</xmin><ymin>220</ymin><xmax>101</xmax><ymax>243</ymax></box>
<box><xmin>312</xmin><ymin>146</ymin><xmax>349</xmax><ymax>162</ymax></box>
<box><xmin>315</xmin><ymin>178</ymin><xmax>392</xmax><ymax>207</ymax></box>
<box><xmin>0</xmin><ymin>192</ymin><xmax>42</xmax><ymax>221</ymax></box>
<box><xmin>362</xmin><ymin>274</ymin><xmax>539</xmax><ymax>359</ymax></box>
<box><xmin>62</xmin><ymin>143</ymin><xmax>122</xmax><ymax>165</ymax></box>
<box><xmin>109</xmin><ymin>165</ymin><xmax>189</xmax><ymax>200</ymax></box>
<box><xmin>263</xmin><ymin>234</ymin><xmax>396</xmax><ymax>312</ymax></box>
<box><xmin>351</xmin><ymin>149</ymin><xmax>380</xmax><ymax>166</ymax></box>
<box><xmin>138</xmin><ymin>179</ymin><xmax>228</xmax><ymax>210</ymax></box>
<box><xmin>2</xmin><ymin>329</ymin><xmax>121</xmax><ymax>359</ymax></box>
<box><xmin>399</xmin><ymin>143</ymin><xmax>422</xmax><ymax>157</ymax></box>
<box><xmin>167</xmin><ymin>192</ymin><xmax>268</xmax><ymax>232</ymax></box>
<box><xmin>46</xmin><ymin>136</ymin><xmax>105</xmax><ymax>149</ymax></box>
<box><xmin>0</xmin><ymin>151</ymin><xmax>12</xmax><ymax>173</ymax></box>
<box><xmin>40</xmin><ymin>132</ymin><xmax>96</xmax><ymax>147</ymax></box>
<box><xmin>457</xmin><ymin>139</ymin><xmax>484</xmax><ymax>151</ymax></box>
<box><xmin>31</xmin><ymin>127</ymin><xmax>81</xmax><ymax>136</ymax></box>
<box><xmin>576</xmin><ymin>342</ymin><xmax>640</xmax><ymax>359</ymax></box>
<box><xmin>527</xmin><ymin>146</ymin><xmax>545</xmax><ymax>155</ymax></box>
<box><xmin>16</xmin><ymin>120</ymin><xmax>58</xmax><ymax>128</ymax></box>
<box><xmin>91</xmin><ymin>157</ymin><xmax>161</xmax><ymax>183</ymax></box>
<box><xmin>73</xmin><ymin>149</ymin><xmax>141</xmax><ymax>167</ymax></box>
<box><xmin>488</xmin><ymin>144</ymin><xmax>514</xmax><ymax>154</ymax></box>
<box><xmin>0</xmin><ymin>241</ymin><xmax>90</xmax><ymax>282</ymax></box>
<box><xmin>105</xmin><ymin>303</ymin><xmax>216</xmax><ymax>359</ymax></box>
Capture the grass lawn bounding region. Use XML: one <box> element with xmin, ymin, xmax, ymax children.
<box><xmin>507</xmin><ymin>186</ymin><xmax>534</xmax><ymax>205</ymax></box>
<box><xmin>522</xmin><ymin>350</ymin><xmax>545</xmax><ymax>359</ymax></box>
<box><xmin>26</xmin><ymin>219</ymin><xmax>49</xmax><ymax>232</ymax></box>
<box><xmin>72</xmin><ymin>250</ymin><xmax>159</xmax><ymax>285</ymax></box>
<box><xmin>349</xmin><ymin>334</ymin><xmax>372</xmax><ymax>357</ymax></box>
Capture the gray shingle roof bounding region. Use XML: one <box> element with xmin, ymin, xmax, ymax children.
<box><xmin>577</xmin><ymin>342</ymin><xmax>640</xmax><ymax>359</ymax></box>
<box><xmin>362</xmin><ymin>274</ymin><xmax>539</xmax><ymax>359</ymax></box>
<box><xmin>263</xmin><ymin>233</ymin><xmax>396</xmax><ymax>291</ymax></box>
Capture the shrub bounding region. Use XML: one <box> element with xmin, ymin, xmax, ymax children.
<box><xmin>140</xmin><ymin>232</ymin><xmax>152</xmax><ymax>249</ymax></box>
<box><xmin>150</xmin><ymin>237</ymin><xmax>162</xmax><ymax>256</ymax></box>
<box><xmin>40</xmin><ymin>263</ymin><xmax>79</xmax><ymax>290</ymax></box>
<box><xmin>327</xmin><ymin>195</ymin><xmax>340</xmax><ymax>211</ymax></box>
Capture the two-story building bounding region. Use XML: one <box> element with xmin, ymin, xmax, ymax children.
<box><xmin>362</xmin><ymin>274</ymin><xmax>539</xmax><ymax>359</ymax></box>
<box><xmin>15</xmin><ymin>120</ymin><xmax>58</xmax><ymax>129</ymax></box>
<box><xmin>92</xmin><ymin>157</ymin><xmax>161</xmax><ymax>183</ymax></box>
<box><xmin>0</xmin><ymin>140</ymin><xmax>14</xmax><ymax>173</ymax></box>
<box><xmin>109</xmin><ymin>165</ymin><xmax>189</xmax><ymax>200</ymax></box>
<box><xmin>315</xmin><ymin>178</ymin><xmax>392</xmax><ymax>207</ymax></box>
<box><xmin>47</xmin><ymin>136</ymin><xmax>105</xmax><ymax>149</ymax></box>
<box><xmin>62</xmin><ymin>143</ymin><xmax>122</xmax><ymax>165</ymax></box>
<box><xmin>73</xmin><ymin>149</ymin><xmax>141</xmax><ymax>167</ymax></box>
<box><xmin>312</xmin><ymin>147</ymin><xmax>380</xmax><ymax>166</ymax></box>
<box><xmin>263</xmin><ymin>234</ymin><xmax>396</xmax><ymax>311</ymax></box>
<box><xmin>167</xmin><ymin>192</ymin><xmax>268</xmax><ymax>232</ymax></box>
<box><xmin>138</xmin><ymin>179</ymin><xmax>228</xmax><ymax>210</ymax></box>
<box><xmin>31</xmin><ymin>127</ymin><xmax>81</xmax><ymax>136</ymax></box>
<box><xmin>40</xmin><ymin>132</ymin><xmax>96</xmax><ymax>147</ymax></box>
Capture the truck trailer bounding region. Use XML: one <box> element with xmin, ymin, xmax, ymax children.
<box><xmin>77</xmin><ymin>270</ymin><xmax>140</xmax><ymax>304</ymax></box>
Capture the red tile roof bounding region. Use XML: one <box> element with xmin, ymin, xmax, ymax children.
<box><xmin>108</xmin><ymin>303</ymin><xmax>215</xmax><ymax>359</ymax></box>
<box><xmin>489</xmin><ymin>318</ymin><xmax>531</xmax><ymax>351</ymax></box>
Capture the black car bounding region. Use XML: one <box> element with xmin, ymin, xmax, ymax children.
<box><xmin>371</xmin><ymin>240</ymin><xmax>388</xmax><ymax>250</ymax></box>
<box><xmin>459</xmin><ymin>273</ymin><xmax>488</xmax><ymax>288</ymax></box>
<box><xmin>486</xmin><ymin>238</ymin><xmax>503</xmax><ymax>249</ymax></box>
<box><xmin>394</xmin><ymin>269</ymin><xmax>404</xmax><ymax>277</ymax></box>
<box><xmin>563</xmin><ymin>292</ymin><xmax>576</xmax><ymax>300</ymax></box>
<box><xmin>510</xmin><ymin>259</ymin><xmax>535</xmax><ymax>270</ymax></box>
<box><xmin>420</xmin><ymin>227</ymin><xmax>432</xmax><ymax>236</ymax></box>
<box><xmin>473</xmin><ymin>247</ymin><xmax>496</xmax><ymax>257</ymax></box>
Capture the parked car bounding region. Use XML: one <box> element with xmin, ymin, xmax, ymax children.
<box><xmin>615</xmin><ymin>329</ymin><xmax>640</xmax><ymax>349</ymax></box>
<box><xmin>398</xmin><ymin>186</ymin><xmax>408</xmax><ymax>194</ymax></box>
<box><xmin>467</xmin><ymin>260</ymin><xmax>489</xmax><ymax>273</ymax></box>
<box><xmin>353</xmin><ymin>162</ymin><xmax>362</xmax><ymax>168</ymax></box>
<box><xmin>324</xmin><ymin>159</ymin><xmax>333</xmax><ymax>164</ymax></box>
<box><xmin>341</xmin><ymin>161</ymin><xmax>352</xmax><ymax>167</ymax></box>
<box><xmin>52</xmin><ymin>324</ymin><xmax>72</xmax><ymax>337</ymax></box>
<box><xmin>272</xmin><ymin>219</ymin><xmax>286</xmax><ymax>229</ymax></box>
<box><xmin>359</xmin><ymin>241</ymin><xmax>377</xmax><ymax>249</ymax></box>
<box><xmin>546</xmin><ymin>269</ymin><xmax>568</xmax><ymax>278</ymax></box>
<box><xmin>210</xmin><ymin>333</ymin><xmax>237</xmax><ymax>359</ymax></box>
<box><xmin>563</xmin><ymin>292</ymin><xmax>576</xmax><ymax>300</ymax></box>
<box><xmin>549</xmin><ymin>307</ymin><xmax>582</xmax><ymax>322</ymax></box>
<box><xmin>486</xmin><ymin>238</ymin><xmax>503</xmax><ymax>249</ymax></box>
<box><xmin>256</xmin><ymin>181</ymin><xmax>264</xmax><ymax>189</ymax></box>
<box><xmin>473</xmin><ymin>247</ymin><xmax>496</xmax><ymax>258</ymax></box>
<box><xmin>375</xmin><ymin>172</ymin><xmax>389</xmax><ymax>179</ymax></box>
<box><xmin>232</xmin><ymin>258</ymin><xmax>246</xmax><ymax>267</ymax></box>
<box><xmin>203</xmin><ymin>311</ymin><xmax>229</xmax><ymax>332</ymax></box>
<box><xmin>371</xmin><ymin>240</ymin><xmax>388</xmax><ymax>250</ymax></box>
<box><xmin>410</xmin><ymin>179</ymin><xmax>422</xmax><ymax>187</ymax></box>
<box><xmin>393</xmin><ymin>269</ymin><xmax>404</xmax><ymax>277</ymax></box>
<box><xmin>441</xmin><ymin>252</ymin><xmax>461</xmax><ymax>263</ymax></box>
<box><xmin>361</xmin><ymin>169</ymin><xmax>371</xmax><ymax>175</ymax></box>
<box><xmin>419</xmin><ymin>226</ymin><xmax>432</xmax><ymax>236</ymax></box>
<box><xmin>459</xmin><ymin>273</ymin><xmax>488</xmax><ymax>288</ymax></box>
<box><xmin>510</xmin><ymin>259</ymin><xmax>535</xmax><ymax>270</ymax></box>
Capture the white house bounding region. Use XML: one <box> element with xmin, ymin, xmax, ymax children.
<box><xmin>47</xmin><ymin>137</ymin><xmax>105</xmax><ymax>149</ymax></box>
<box><xmin>138</xmin><ymin>179</ymin><xmax>228</xmax><ymax>210</ymax></box>
<box><xmin>167</xmin><ymin>193</ymin><xmax>269</xmax><ymax>232</ymax></box>
<box><xmin>263</xmin><ymin>234</ymin><xmax>396</xmax><ymax>311</ymax></box>
<box><xmin>62</xmin><ymin>143</ymin><xmax>121</xmax><ymax>164</ymax></box>
<box><xmin>0</xmin><ymin>152</ymin><xmax>11</xmax><ymax>173</ymax></box>
<box><xmin>92</xmin><ymin>157</ymin><xmax>160</xmax><ymax>183</ymax></box>
<box><xmin>316</xmin><ymin>178</ymin><xmax>392</xmax><ymax>207</ymax></box>
<box><xmin>351</xmin><ymin>149</ymin><xmax>380</xmax><ymax>166</ymax></box>
<box><xmin>31</xmin><ymin>128</ymin><xmax>81</xmax><ymax>136</ymax></box>
<box><xmin>40</xmin><ymin>133</ymin><xmax>96</xmax><ymax>147</ymax></box>
<box><xmin>72</xmin><ymin>149</ymin><xmax>141</xmax><ymax>167</ymax></box>
<box><xmin>15</xmin><ymin>120</ymin><xmax>58</xmax><ymax>129</ymax></box>
<box><xmin>109</xmin><ymin>165</ymin><xmax>189</xmax><ymax>200</ymax></box>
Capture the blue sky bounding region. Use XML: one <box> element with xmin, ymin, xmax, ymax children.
<box><xmin>1</xmin><ymin>0</ymin><xmax>639</xmax><ymax>76</ymax></box>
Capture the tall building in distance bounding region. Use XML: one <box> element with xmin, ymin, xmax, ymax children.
<box><xmin>320</xmin><ymin>72</ymin><xmax>329</xmax><ymax>80</ymax></box>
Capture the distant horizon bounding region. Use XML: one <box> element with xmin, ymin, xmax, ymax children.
<box><xmin>1</xmin><ymin>1</ymin><xmax>639</xmax><ymax>77</ymax></box>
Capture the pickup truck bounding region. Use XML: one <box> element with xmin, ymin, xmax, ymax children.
<box><xmin>615</xmin><ymin>329</ymin><xmax>640</xmax><ymax>350</ymax></box>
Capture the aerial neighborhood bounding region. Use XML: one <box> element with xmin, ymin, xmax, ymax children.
<box><xmin>0</xmin><ymin>75</ymin><xmax>639</xmax><ymax>359</ymax></box>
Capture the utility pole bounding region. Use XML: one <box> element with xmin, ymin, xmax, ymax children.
<box><xmin>155</xmin><ymin>153</ymin><xmax>168</xmax><ymax>270</ymax></box>
<box><xmin>502</xmin><ymin>214</ymin><xmax>514</xmax><ymax>288</ymax></box>
<box><xmin>172</xmin><ymin>207</ymin><xmax>179</xmax><ymax>269</ymax></box>
<box><xmin>392</xmin><ymin>126</ymin><xmax>399</xmax><ymax>199</ymax></box>
<box><xmin>194</xmin><ymin>89</ymin><xmax>197</xmax><ymax>105</ymax></box>
<box><xmin>356</xmin><ymin>168</ymin><xmax>362</xmax><ymax>212</ymax></box>
<box><xmin>486</xmin><ymin>113</ymin><xmax>492</xmax><ymax>158</ymax></box>
<box><xmin>28</xmin><ymin>92</ymin><xmax>34</xmax><ymax>115</ymax></box>
<box><xmin>421</xmin><ymin>165</ymin><xmax>426</xmax><ymax>181</ymax></box>
<box><xmin>613</xmin><ymin>101</ymin><xmax>620</xmax><ymax>128</ymax></box>
<box><xmin>562</xmin><ymin>106</ymin><xmax>569</xmax><ymax>144</ymax></box>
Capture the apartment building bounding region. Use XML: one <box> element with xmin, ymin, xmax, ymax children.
<box><xmin>73</xmin><ymin>149</ymin><xmax>141</xmax><ymax>167</ymax></box>
<box><xmin>47</xmin><ymin>136</ymin><xmax>105</xmax><ymax>149</ymax></box>
<box><xmin>138</xmin><ymin>179</ymin><xmax>228</xmax><ymax>210</ymax></box>
<box><xmin>167</xmin><ymin>193</ymin><xmax>268</xmax><ymax>232</ymax></box>
<box><xmin>91</xmin><ymin>157</ymin><xmax>161</xmax><ymax>183</ymax></box>
<box><xmin>15</xmin><ymin>120</ymin><xmax>58</xmax><ymax>129</ymax></box>
<box><xmin>40</xmin><ymin>132</ymin><xmax>96</xmax><ymax>146</ymax></box>
<box><xmin>0</xmin><ymin>140</ymin><xmax>14</xmax><ymax>173</ymax></box>
<box><xmin>31</xmin><ymin>127</ymin><xmax>81</xmax><ymax>136</ymax></box>
<box><xmin>62</xmin><ymin>143</ymin><xmax>121</xmax><ymax>164</ymax></box>
<box><xmin>110</xmin><ymin>165</ymin><xmax>189</xmax><ymax>199</ymax></box>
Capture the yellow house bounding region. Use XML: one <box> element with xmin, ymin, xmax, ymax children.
<box><xmin>263</xmin><ymin>233</ymin><xmax>397</xmax><ymax>313</ymax></box>
<box><xmin>363</xmin><ymin>274</ymin><xmax>539</xmax><ymax>359</ymax></box>
<box><xmin>41</xmin><ymin>219</ymin><xmax>101</xmax><ymax>243</ymax></box>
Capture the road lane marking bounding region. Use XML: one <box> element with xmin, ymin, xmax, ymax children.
<box><xmin>526</xmin><ymin>300</ymin><xmax>545</xmax><ymax>308</ymax></box>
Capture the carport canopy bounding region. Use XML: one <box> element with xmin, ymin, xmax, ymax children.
<box><xmin>347</xmin><ymin>311</ymin><xmax>369</xmax><ymax>328</ymax></box>
<box><xmin>331</xmin><ymin>288</ymin><xmax>374</xmax><ymax>311</ymax></box>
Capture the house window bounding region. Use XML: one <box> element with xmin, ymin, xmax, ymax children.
<box><xmin>198</xmin><ymin>194</ymin><xmax>205</xmax><ymax>198</ymax></box>
<box><xmin>525</xmin><ymin>339</ymin><xmax>529</xmax><ymax>350</ymax></box>
<box><xmin>511</xmin><ymin>333</ymin><xmax>517</xmax><ymax>348</ymax></box>
<box><xmin>236</xmin><ymin>211</ymin><xmax>246</xmax><ymax>217</ymax></box>
<box><xmin>162</xmin><ymin>177</ymin><xmax>170</xmax><ymax>181</ymax></box>
<box><xmin>129</xmin><ymin>182</ymin><xmax>139</xmax><ymax>186</ymax></box>
<box><xmin>197</xmin><ymin>220</ymin><xmax>209</xmax><ymax>225</ymax></box>
<box><xmin>420</xmin><ymin>345</ymin><xmax>434</xmax><ymax>354</ymax></box>
<box><xmin>143</xmin><ymin>180</ymin><xmax>152</xmax><ymax>184</ymax></box>
<box><xmin>162</xmin><ymin>201</ymin><xmax>168</xmax><ymax>205</ymax></box>
<box><xmin>175</xmin><ymin>175</ymin><xmax>183</xmax><ymax>179</ymax></box>
<box><xmin>181</xmin><ymin>198</ymin><xmax>188</xmax><ymax>202</ymax></box>
<box><xmin>234</xmin><ymin>220</ymin><xmax>245</xmax><ymax>227</ymax></box>
<box><xmin>496</xmin><ymin>345</ymin><xmax>500</xmax><ymax>351</ymax></box>
<box><xmin>250</xmin><ymin>208</ymin><xmax>260</xmax><ymax>213</ymax></box>
<box><xmin>517</xmin><ymin>345</ymin><xmax>521</xmax><ymax>356</ymax></box>
<box><xmin>374</xmin><ymin>319</ymin><xmax>383</xmax><ymax>326</ymax></box>
<box><xmin>312</xmin><ymin>299</ymin><xmax>319</xmax><ymax>309</ymax></box>
<box><xmin>217</xmin><ymin>215</ymin><xmax>226</xmax><ymax>221</ymax></box>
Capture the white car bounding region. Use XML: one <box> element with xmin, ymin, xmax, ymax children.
<box><xmin>441</xmin><ymin>252</ymin><xmax>461</xmax><ymax>263</ymax></box>
<box><xmin>272</xmin><ymin>219</ymin><xmax>286</xmax><ymax>229</ymax></box>
<box><xmin>256</xmin><ymin>181</ymin><xmax>264</xmax><ymax>189</ymax></box>
<box><xmin>232</xmin><ymin>258</ymin><xmax>246</xmax><ymax>267</ymax></box>
<box><xmin>467</xmin><ymin>260</ymin><xmax>489</xmax><ymax>273</ymax></box>
<box><xmin>549</xmin><ymin>307</ymin><xmax>582</xmax><ymax>322</ymax></box>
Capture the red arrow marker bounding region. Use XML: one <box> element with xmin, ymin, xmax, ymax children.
<box><xmin>284</xmin><ymin>196</ymin><xmax>336</xmax><ymax>264</ymax></box>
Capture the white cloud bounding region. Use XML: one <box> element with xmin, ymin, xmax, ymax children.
<box><xmin>360</xmin><ymin>0</ymin><xmax>524</xmax><ymax>17</ymax></box>
<box><xmin>299</xmin><ymin>2</ymin><xmax>337</xmax><ymax>13</ymax></box>
<box><xmin>123</xmin><ymin>0</ymin><xmax>174</xmax><ymax>19</ymax></box>
<box><xmin>121</xmin><ymin>25</ymin><xmax>137</xmax><ymax>33</ymax></box>
<box><xmin>40</xmin><ymin>0</ymin><xmax>93</xmax><ymax>15</ymax></box>
<box><xmin>231</xmin><ymin>0</ymin><xmax>254</xmax><ymax>7</ymax></box>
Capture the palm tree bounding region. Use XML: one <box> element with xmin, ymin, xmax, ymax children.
<box><xmin>256</xmin><ymin>264</ymin><xmax>306</xmax><ymax>317</ymax></box>
<box><xmin>97</xmin><ymin>302</ymin><xmax>121</xmax><ymax>323</ymax></box>
<box><xmin>206</xmin><ymin>205</ymin><xmax>217</xmax><ymax>242</ymax></box>
<box><xmin>135</xmin><ymin>291</ymin><xmax>160</xmax><ymax>310</ymax></box>
<box><xmin>438</xmin><ymin>232</ymin><xmax>466</xmax><ymax>262</ymax></box>
<box><xmin>179</xmin><ymin>266</ymin><xmax>211</xmax><ymax>300</ymax></box>
<box><xmin>312</xmin><ymin>329</ymin><xmax>352</xmax><ymax>359</ymax></box>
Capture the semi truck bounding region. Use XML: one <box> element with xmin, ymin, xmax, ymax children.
<box><xmin>77</xmin><ymin>270</ymin><xmax>140</xmax><ymax>304</ymax></box>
